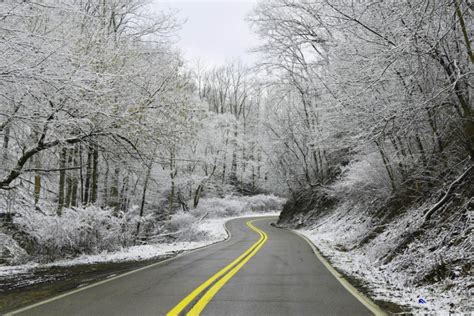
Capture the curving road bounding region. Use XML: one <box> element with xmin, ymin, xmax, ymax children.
<box><xmin>8</xmin><ymin>217</ymin><xmax>376</xmax><ymax>315</ymax></box>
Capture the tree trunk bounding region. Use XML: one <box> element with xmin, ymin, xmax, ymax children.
<box><xmin>57</xmin><ymin>147</ymin><xmax>67</xmax><ymax>215</ymax></box>
<box><xmin>119</xmin><ymin>173</ymin><xmax>129</xmax><ymax>211</ymax></box>
<box><xmin>3</xmin><ymin>126</ymin><xmax>9</xmax><ymax>162</ymax></box>
<box><xmin>426</xmin><ymin>107</ymin><xmax>444</xmax><ymax>153</ymax></box>
<box><xmin>251</xmin><ymin>165</ymin><xmax>256</xmax><ymax>189</ymax></box>
<box><xmin>375</xmin><ymin>140</ymin><xmax>396</xmax><ymax>191</ymax></box>
<box><xmin>136</xmin><ymin>162</ymin><xmax>152</xmax><ymax>244</ymax></box>
<box><xmin>103</xmin><ymin>157</ymin><xmax>109</xmax><ymax>207</ymax></box>
<box><xmin>222</xmin><ymin>130</ymin><xmax>229</xmax><ymax>183</ymax></box>
<box><xmin>193</xmin><ymin>164</ymin><xmax>216</xmax><ymax>208</ymax></box>
<box><xmin>83</xmin><ymin>147</ymin><xmax>93</xmax><ymax>205</ymax></box>
<box><xmin>230</xmin><ymin>125</ymin><xmax>238</xmax><ymax>185</ymax></box>
<box><xmin>79</xmin><ymin>144</ymin><xmax>84</xmax><ymax>204</ymax></box>
<box><xmin>414</xmin><ymin>135</ymin><xmax>427</xmax><ymax>166</ymax></box>
<box><xmin>169</xmin><ymin>151</ymin><xmax>176</xmax><ymax>213</ymax></box>
<box><xmin>90</xmin><ymin>145</ymin><xmax>99</xmax><ymax>203</ymax></box>
<box><xmin>193</xmin><ymin>183</ymin><xmax>204</xmax><ymax>208</ymax></box>
<box><xmin>33</xmin><ymin>155</ymin><xmax>41</xmax><ymax>206</ymax></box>
<box><xmin>71</xmin><ymin>146</ymin><xmax>79</xmax><ymax>207</ymax></box>
<box><xmin>430</xmin><ymin>50</ymin><xmax>473</xmax><ymax>157</ymax></box>
<box><xmin>318</xmin><ymin>149</ymin><xmax>325</xmax><ymax>180</ymax></box>
<box><xmin>390</xmin><ymin>136</ymin><xmax>407</xmax><ymax>179</ymax></box>
<box><xmin>454</xmin><ymin>0</ymin><xmax>474</xmax><ymax>64</ymax></box>
<box><xmin>65</xmin><ymin>148</ymin><xmax>74</xmax><ymax>208</ymax></box>
<box><xmin>109</xmin><ymin>167</ymin><xmax>120</xmax><ymax>211</ymax></box>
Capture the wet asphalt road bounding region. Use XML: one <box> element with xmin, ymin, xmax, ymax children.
<box><xmin>10</xmin><ymin>217</ymin><xmax>372</xmax><ymax>316</ymax></box>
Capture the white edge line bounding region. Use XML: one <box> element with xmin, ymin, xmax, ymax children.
<box><xmin>5</xmin><ymin>221</ymin><xmax>234</xmax><ymax>315</ymax></box>
<box><xmin>287</xmin><ymin>228</ymin><xmax>388</xmax><ymax>316</ymax></box>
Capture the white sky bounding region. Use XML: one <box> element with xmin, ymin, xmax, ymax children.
<box><xmin>152</xmin><ymin>0</ymin><xmax>260</xmax><ymax>67</ymax></box>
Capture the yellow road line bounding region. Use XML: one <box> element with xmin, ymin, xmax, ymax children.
<box><xmin>187</xmin><ymin>221</ymin><xmax>267</xmax><ymax>315</ymax></box>
<box><xmin>167</xmin><ymin>220</ymin><xmax>267</xmax><ymax>316</ymax></box>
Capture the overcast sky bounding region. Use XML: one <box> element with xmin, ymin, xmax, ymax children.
<box><xmin>152</xmin><ymin>0</ymin><xmax>259</xmax><ymax>67</ymax></box>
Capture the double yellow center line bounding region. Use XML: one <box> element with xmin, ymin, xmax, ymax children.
<box><xmin>167</xmin><ymin>219</ymin><xmax>268</xmax><ymax>316</ymax></box>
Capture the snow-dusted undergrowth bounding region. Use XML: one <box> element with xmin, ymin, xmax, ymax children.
<box><xmin>0</xmin><ymin>194</ymin><xmax>283</xmax><ymax>277</ymax></box>
<box><xmin>299</xmin><ymin>202</ymin><xmax>472</xmax><ymax>315</ymax></box>
<box><xmin>0</xmin><ymin>215</ymin><xmax>274</xmax><ymax>278</ymax></box>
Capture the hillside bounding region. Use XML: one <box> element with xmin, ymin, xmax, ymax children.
<box><xmin>278</xmin><ymin>164</ymin><xmax>473</xmax><ymax>314</ymax></box>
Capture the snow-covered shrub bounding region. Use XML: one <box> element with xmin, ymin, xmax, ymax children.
<box><xmin>330</xmin><ymin>154</ymin><xmax>392</xmax><ymax>202</ymax></box>
<box><xmin>165</xmin><ymin>211</ymin><xmax>208</xmax><ymax>242</ymax></box>
<box><xmin>13</xmin><ymin>206</ymin><xmax>140</xmax><ymax>261</ymax></box>
<box><xmin>166</xmin><ymin>211</ymin><xmax>195</xmax><ymax>232</ymax></box>
<box><xmin>244</xmin><ymin>194</ymin><xmax>286</xmax><ymax>212</ymax></box>
<box><xmin>0</xmin><ymin>233</ymin><xmax>29</xmax><ymax>265</ymax></box>
<box><xmin>191</xmin><ymin>197</ymin><xmax>242</xmax><ymax>218</ymax></box>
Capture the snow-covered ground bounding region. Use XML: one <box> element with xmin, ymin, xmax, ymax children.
<box><xmin>0</xmin><ymin>212</ymin><xmax>279</xmax><ymax>278</ymax></box>
<box><xmin>298</xmin><ymin>202</ymin><xmax>472</xmax><ymax>315</ymax></box>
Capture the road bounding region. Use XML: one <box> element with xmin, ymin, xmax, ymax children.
<box><xmin>9</xmin><ymin>217</ymin><xmax>377</xmax><ymax>316</ymax></box>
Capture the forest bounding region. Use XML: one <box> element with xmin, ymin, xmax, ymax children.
<box><xmin>0</xmin><ymin>0</ymin><xmax>472</xmax><ymax>314</ymax></box>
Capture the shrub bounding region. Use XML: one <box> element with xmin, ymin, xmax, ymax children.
<box><xmin>0</xmin><ymin>233</ymin><xmax>29</xmax><ymax>265</ymax></box>
<box><xmin>13</xmin><ymin>206</ymin><xmax>140</xmax><ymax>261</ymax></box>
<box><xmin>330</xmin><ymin>154</ymin><xmax>392</xmax><ymax>202</ymax></box>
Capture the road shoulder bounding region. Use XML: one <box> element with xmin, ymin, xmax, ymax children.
<box><xmin>283</xmin><ymin>227</ymin><xmax>388</xmax><ymax>316</ymax></box>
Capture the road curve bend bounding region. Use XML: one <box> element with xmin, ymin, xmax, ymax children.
<box><xmin>9</xmin><ymin>217</ymin><xmax>378</xmax><ymax>316</ymax></box>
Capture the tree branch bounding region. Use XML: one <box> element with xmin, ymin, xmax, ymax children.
<box><xmin>23</xmin><ymin>166</ymin><xmax>82</xmax><ymax>173</ymax></box>
<box><xmin>0</xmin><ymin>133</ymin><xmax>107</xmax><ymax>189</ymax></box>
<box><xmin>424</xmin><ymin>165</ymin><xmax>473</xmax><ymax>222</ymax></box>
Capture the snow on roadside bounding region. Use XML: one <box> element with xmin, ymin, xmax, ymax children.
<box><xmin>0</xmin><ymin>212</ymin><xmax>279</xmax><ymax>278</ymax></box>
<box><xmin>297</xmin><ymin>203</ymin><xmax>472</xmax><ymax>315</ymax></box>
